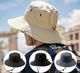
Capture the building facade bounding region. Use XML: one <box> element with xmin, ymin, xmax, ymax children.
<box><xmin>57</xmin><ymin>25</ymin><xmax>80</xmax><ymax>53</ymax></box>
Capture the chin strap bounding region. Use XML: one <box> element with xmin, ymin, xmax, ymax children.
<box><xmin>9</xmin><ymin>67</ymin><xmax>15</xmax><ymax>73</ymax></box>
<box><xmin>37</xmin><ymin>66</ymin><xmax>40</xmax><ymax>73</ymax></box>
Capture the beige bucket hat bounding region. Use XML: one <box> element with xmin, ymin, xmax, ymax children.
<box><xmin>8</xmin><ymin>1</ymin><xmax>63</xmax><ymax>43</ymax></box>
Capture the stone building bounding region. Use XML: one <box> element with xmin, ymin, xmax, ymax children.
<box><xmin>0</xmin><ymin>28</ymin><xmax>18</xmax><ymax>73</ymax></box>
<box><xmin>8</xmin><ymin>29</ymin><xmax>18</xmax><ymax>51</ymax></box>
<box><xmin>57</xmin><ymin>25</ymin><xmax>80</xmax><ymax>53</ymax></box>
<box><xmin>0</xmin><ymin>28</ymin><xmax>18</xmax><ymax>51</ymax></box>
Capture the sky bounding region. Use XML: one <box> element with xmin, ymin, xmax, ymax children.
<box><xmin>0</xmin><ymin>0</ymin><xmax>80</xmax><ymax>31</ymax></box>
<box><xmin>0</xmin><ymin>0</ymin><xmax>80</xmax><ymax>54</ymax></box>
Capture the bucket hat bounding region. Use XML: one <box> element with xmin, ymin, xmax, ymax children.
<box><xmin>30</xmin><ymin>53</ymin><xmax>51</xmax><ymax>66</ymax></box>
<box><xmin>5</xmin><ymin>53</ymin><xmax>25</xmax><ymax>67</ymax></box>
<box><xmin>56</xmin><ymin>52</ymin><xmax>76</xmax><ymax>67</ymax></box>
<box><xmin>8</xmin><ymin>1</ymin><xmax>63</xmax><ymax>43</ymax></box>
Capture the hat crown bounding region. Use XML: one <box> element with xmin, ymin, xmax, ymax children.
<box><xmin>61</xmin><ymin>52</ymin><xmax>72</xmax><ymax>63</ymax></box>
<box><xmin>35</xmin><ymin>53</ymin><xmax>47</xmax><ymax>62</ymax></box>
<box><xmin>9</xmin><ymin>53</ymin><xmax>21</xmax><ymax>63</ymax></box>
<box><xmin>30</xmin><ymin>52</ymin><xmax>51</xmax><ymax>66</ymax></box>
<box><xmin>24</xmin><ymin>1</ymin><xmax>58</xmax><ymax>30</ymax></box>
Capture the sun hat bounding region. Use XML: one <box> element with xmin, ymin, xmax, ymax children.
<box><xmin>5</xmin><ymin>53</ymin><xmax>25</xmax><ymax>67</ymax></box>
<box><xmin>30</xmin><ymin>53</ymin><xmax>51</xmax><ymax>66</ymax></box>
<box><xmin>56</xmin><ymin>52</ymin><xmax>76</xmax><ymax>67</ymax></box>
<box><xmin>8</xmin><ymin>1</ymin><xmax>63</xmax><ymax>43</ymax></box>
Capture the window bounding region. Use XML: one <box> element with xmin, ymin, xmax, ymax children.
<box><xmin>69</xmin><ymin>34</ymin><xmax>73</xmax><ymax>40</ymax></box>
<box><xmin>75</xmin><ymin>43</ymin><xmax>79</xmax><ymax>51</ymax></box>
<box><xmin>75</xmin><ymin>33</ymin><xmax>79</xmax><ymax>40</ymax></box>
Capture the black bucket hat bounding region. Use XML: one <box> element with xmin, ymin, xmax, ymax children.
<box><xmin>56</xmin><ymin>52</ymin><xmax>76</xmax><ymax>67</ymax></box>
<box><xmin>30</xmin><ymin>53</ymin><xmax>51</xmax><ymax>66</ymax></box>
<box><xmin>5</xmin><ymin>53</ymin><xmax>25</xmax><ymax>67</ymax></box>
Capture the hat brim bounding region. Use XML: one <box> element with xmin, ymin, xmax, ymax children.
<box><xmin>5</xmin><ymin>59</ymin><xmax>25</xmax><ymax>67</ymax></box>
<box><xmin>56</xmin><ymin>59</ymin><xmax>76</xmax><ymax>67</ymax></box>
<box><xmin>30</xmin><ymin>60</ymin><xmax>51</xmax><ymax>66</ymax></box>
<box><xmin>8</xmin><ymin>16</ymin><xmax>63</xmax><ymax>43</ymax></box>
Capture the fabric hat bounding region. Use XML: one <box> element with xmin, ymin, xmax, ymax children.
<box><xmin>5</xmin><ymin>53</ymin><xmax>25</xmax><ymax>67</ymax></box>
<box><xmin>8</xmin><ymin>1</ymin><xmax>63</xmax><ymax>43</ymax></box>
<box><xmin>30</xmin><ymin>53</ymin><xmax>51</xmax><ymax>66</ymax></box>
<box><xmin>56</xmin><ymin>52</ymin><xmax>76</xmax><ymax>67</ymax></box>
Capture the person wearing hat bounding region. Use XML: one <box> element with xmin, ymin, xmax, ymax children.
<box><xmin>8</xmin><ymin>1</ymin><xmax>65</xmax><ymax>73</ymax></box>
